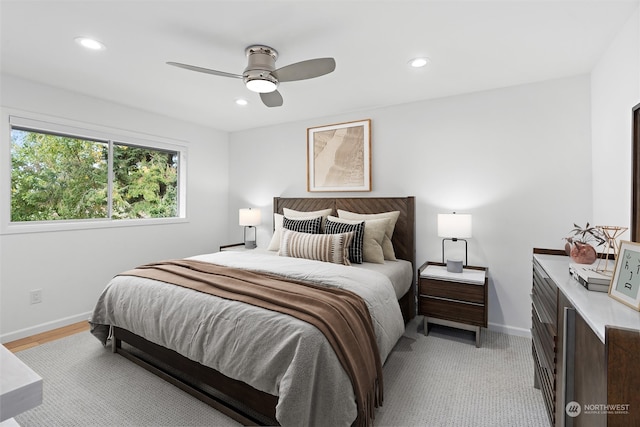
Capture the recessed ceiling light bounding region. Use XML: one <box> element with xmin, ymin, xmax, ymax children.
<box><xmin>74</xmin><ymin>37</ymin><xmax>106</xmax><ymax>51</ymax></box>
<box><xmin>408</xmin><ymin>57</ymin><xmax>430</xmax><ymax>68</ymax></box>
<box><xmin>235</xmin><ymin>98</ymin><xmax>249</xmax><ymax>106</ymax></box>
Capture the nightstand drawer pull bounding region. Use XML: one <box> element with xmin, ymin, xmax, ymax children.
<box><xmin>424</xmin><ymin>295</ymin><xmax>483</xmax><ymax>307</ymax></box>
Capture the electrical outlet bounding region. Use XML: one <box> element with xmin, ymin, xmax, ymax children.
<box><xmin>30</xmin><ymin>289</ymin><xmax>42</xmax><ymax>305</ymax></box>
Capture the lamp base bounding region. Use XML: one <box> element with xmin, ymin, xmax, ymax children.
<box><xmin>243</xmin><ymin>225</ymin><xmax>257</xmax><ymax>249</ymax></box>
<box><xmin>442</xmin><ymin>238</ymin><xmax>469</xmax><ymax>267</ymax></box>
<box><xmin>446</xmin><ymin>259</ymin><xmax>463</xmax><ymax>273</ymax></box>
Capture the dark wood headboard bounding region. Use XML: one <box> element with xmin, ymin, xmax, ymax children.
<box><xmin>273</xmin><ymin>196</ymin><xmax>416</xmax><ymax>269</ymax></box>
<box><xmin>274</xmin><ymin>196</ymin><xmax>417</xmax><ymax>322</ymax></box>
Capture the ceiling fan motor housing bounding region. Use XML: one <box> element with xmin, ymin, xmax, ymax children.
<box><xmin>243</xmin><ymin>45</ymin><xmax>279</xmax><ymax>91</ymax></box>
<box><xmin>167</xmin><ymin>44</ymin><xmax>334</xmax><ymax>105</ymax></box>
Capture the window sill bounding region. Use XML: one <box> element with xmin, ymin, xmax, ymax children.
<box><xmin>1</xmin><ymin>217</ymin><xmax>188</xmax><ymax>235</ymax></box>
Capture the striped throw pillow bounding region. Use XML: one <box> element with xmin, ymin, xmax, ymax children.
<box><xmin>324</xmin><ymin>218</ymin><xmax>364</xmax><ymax>264</ymax></box>
<box><xmin>279</xmin><ymin>229</ymin><xmax>354</xmax><ymax>265</ymax></box>
<box><xmin>282</xmin><ymin>216</ymin><xmax>322</xmax><ymax>234</ymax></box>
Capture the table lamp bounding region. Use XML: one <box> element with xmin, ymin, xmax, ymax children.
<box><xmin>239</xmin><ymin>208</ymin><xmax>261</xmax><ymax>249</ymax></box>
<box><xmin>438</xmin><ymin>212</ymin><xmax>472</xmax><ymax>272</ymax></box>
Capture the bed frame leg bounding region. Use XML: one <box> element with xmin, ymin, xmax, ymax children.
<box><xmin>111</xmin><ymin>333</ymin><xmax>120</xmax><ymax>353</ymax></box>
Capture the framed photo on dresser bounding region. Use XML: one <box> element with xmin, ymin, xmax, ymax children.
<box><xmin>609</xmin><ymin>240</ymin><xmax>640</xmax><ymax>311</ymax></box>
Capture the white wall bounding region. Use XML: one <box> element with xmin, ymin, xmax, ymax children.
<box><xmin>229</xmin><ymin>75</ymin><xmax>593</xmax><ymax>336</ymax></box>
<box><xmin>592</xmin><ymin>5</ymin><xmax>640</xmax><ymax>231</ymax></box>
<box><xmin>0</xmin><ymin>75</ymin><xmax>230</xmax><ymax>342</ymax></box>
<box><xmin>3</xmin><ymin>5</ymin><xmax>637</xmax><ymax>342</ymax></box>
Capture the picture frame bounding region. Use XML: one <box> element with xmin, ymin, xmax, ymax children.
<box><xmin>608</xmin><ymin>240</ymin><xmax>640</xmax><ymax>311</ymax></box>
<box><xmin>631</xmin><ymin>102</ymin><xmax>640</xmax><ymax>241</ymax></box>
<box><xmin>307</xmin><ymin>119</ymin><xmax>371</xmax><ymax>192</ymax></box>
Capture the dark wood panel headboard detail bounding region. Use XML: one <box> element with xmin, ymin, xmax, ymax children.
<box><xmin>273</xmin><ymin>196</ymin><xmax>416</xmax><ymax>271</ymax></box>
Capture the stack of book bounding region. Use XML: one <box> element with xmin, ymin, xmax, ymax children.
<box><xmin>569</xmin><ymin>263</ymin><xmax>612</xmax><ymax>292</ymax></box>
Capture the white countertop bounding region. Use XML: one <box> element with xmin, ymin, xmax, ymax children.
<box><xmin>0</xmin><ymin>345</ymin><xmax>43</xmax><ymax>421</ymax></box>
<box><xmin>420</xmin><ymin>264</ymin><xmax>486</xmax><ymax>285</ymax></box>
<box><xmin>534</xmin><ymin>253</ymin><xmax>640</xmax><ymax>343</ymax></box>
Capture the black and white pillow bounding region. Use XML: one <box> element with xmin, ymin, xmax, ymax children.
<box><xmin>282</xmin><ymin>216</ymin><xmax>322</xmax><ymax>234</ymax></box>
<box><xmin>324</xmin><ymin>218</ymin><xmax>364</xmax><ymax>264</ymax></box>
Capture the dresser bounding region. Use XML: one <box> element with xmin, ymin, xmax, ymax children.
<box><xmin>532</xmin><ymin>250</ymin><xmax>640</xmax><ymax>427</ymax></box>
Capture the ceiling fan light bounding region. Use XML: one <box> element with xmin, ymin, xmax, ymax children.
<box><xmin>409</xmin><ymin>57</ymin><xmax>429</xmax><ymax>68</ymax></box>
<box><xmin>245</xmin><ymin>78</ymin><xmax>278</xmax><ymax>93</ymax></box>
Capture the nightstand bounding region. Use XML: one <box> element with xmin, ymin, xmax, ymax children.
<box><xmin>219</xmin><ymin>243</ymin><xmax>248</xmax><ymax>251</ymax></box>
<box><xmin>418</xmin><ymin>261</ymin><xmax>488</xmax><ymax>347</ymax></box>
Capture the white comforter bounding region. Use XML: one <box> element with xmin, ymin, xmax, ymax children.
<box><xmin>90</xmin><ymin>251</ymin><xmax>405</xmax><ymax>427</ymax></box>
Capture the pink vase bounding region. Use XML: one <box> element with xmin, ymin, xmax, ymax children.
<box><xmin>569</xmin><ymin>242</ymin><xmax>597</xmax><ymax>264</ymax></box>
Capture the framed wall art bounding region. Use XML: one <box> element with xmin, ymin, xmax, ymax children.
<box><xmin>307</xmin><ymin>119</ymin><xmax>371</xmax><ymax>192</ymax></box>
<box><xmin>609</xmin><ymin>240</ymin><xmax>640</xmax><ymax>311</ymax></box>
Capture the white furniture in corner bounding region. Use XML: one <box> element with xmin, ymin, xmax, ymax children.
<box><xmin>0</xmin><ymin>344</ymin><xmax>43</xmax><ymax>425</ymax></box>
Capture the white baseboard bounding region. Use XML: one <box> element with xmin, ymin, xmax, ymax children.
<box><xmin>0</xmin><ymin>311</ymin><xmax>92</xmax><ymax>344</ymax></box>
<box><xmin>488</xmin><ymin>322</ymin><xmax>531</xmax><ymax>338</ymax></box>
<box><xmin>2</xmin><ymin>314</ymin><xmax>532</xmax><ymax>344</ymax></box>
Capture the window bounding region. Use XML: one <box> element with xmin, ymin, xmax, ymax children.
<box><xmin>11</xmin><ymin>129</ymin><xmax>109</xmax><ymax>221</ymax></box>
<box><xmin>7</xmin><ymin>115</ymin><xmax>185</xmax><ymax>230</ymax></box>
<box><xmin>111</xmin><ymin>144</ymin><xmax>178</xmax><ymax>220</ymax></box>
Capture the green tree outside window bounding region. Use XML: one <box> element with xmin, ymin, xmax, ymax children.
<box><xmin>11</xmin><ymin>129</ymin><xmax>178</xmax><ymax>222</ymax></box>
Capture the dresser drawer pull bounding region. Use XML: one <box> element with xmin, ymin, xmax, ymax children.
<box><xmin>532</xmin><ymin>300</ymin><xmax>544</xmax><ymax>324</ymax></box>
<box><xmin>532</xmin><ymin>329</ymin><xmax>551</xmax><ymax>371</ymax></box>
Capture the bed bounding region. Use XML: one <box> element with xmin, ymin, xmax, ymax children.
<box><xmin>90</xmin><ymin>196</ymin><xmax>416</xmax><ymax>426</ymax></box>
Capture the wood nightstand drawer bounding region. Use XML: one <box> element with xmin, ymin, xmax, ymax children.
<box><xmin>420</xmin><ymin>296</ymin><xmax>485</xmax><ymax>326</ymax></box>
<box><xmin>419</xmin><ymin>278</ymin><xmax>484</xmax><ymax>304</ymax></box>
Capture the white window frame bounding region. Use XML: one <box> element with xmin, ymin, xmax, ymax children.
<box><xmin>1</xmin><ymin>110</ymin><xmax>188</xmax><ymax>235</ymax></box>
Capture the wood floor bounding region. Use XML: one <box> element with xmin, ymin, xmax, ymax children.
<box><xmin>4</xmin><ymin>321</ymin><xmax>90</xmax><ymax>353</ymax></box>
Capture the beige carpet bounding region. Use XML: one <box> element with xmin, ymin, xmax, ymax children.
<box><xmin>14</xmin><ymin>317</ymin><xmax>548</xmax><ymax>426</ymax></box>
<box><xmin>375</xmin><ymin>319</ymin><xmax>548</xmax><ymax>426</ymax></box>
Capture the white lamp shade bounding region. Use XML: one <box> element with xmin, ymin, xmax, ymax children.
<box><xmin>239</xmin><ymin>208</ymin><xmax>261</xmax><ymax>226</ymax></box>
<box><xmin>437</xmin><ymin>213</ymin><xmax>472</xmax><ymax>238</ymax></box>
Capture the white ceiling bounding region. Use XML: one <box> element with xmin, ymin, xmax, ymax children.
<box><xmin>1</xmin><ymin>1</ymin><xmax>638</xmax><ymax>132</ymax></box>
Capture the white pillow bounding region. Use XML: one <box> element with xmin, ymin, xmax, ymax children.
<box><xmin>337</xmin><ymin>210</ymin><xmax>400</xmax><ymax>260</ymax></box>
<box><xmin>279</xmin><ymin>228</ymin><xmax>354</xmax><ymax>265</ymax></box>
<box><xmin>326</xmin><ymin>216</ymin><xmax>386</xmax><ymax>264</ymax></box>
<box><xmin>267</xmin><ymin>208</ymin><xmax>333</xmax><ymax>251</ymax></box>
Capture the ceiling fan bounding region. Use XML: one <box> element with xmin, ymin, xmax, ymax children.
<box><xmin>167</xmin><ymin>45</ymin><xmax>336</xmax><ymax>108</ymax></box>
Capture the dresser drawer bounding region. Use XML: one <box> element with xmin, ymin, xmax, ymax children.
<box><xmin>532</xmin><ymin>258</ymin><xmax>558</xmax><ymax>329</ymax></box>
<box><xmin>419</xmin><ymin>296</ymin><xmax>485</xmax><ymax>327</ymax></box>
<box><xmin>532</xmin><ymin>343</ymin><xmax>556</xmax><ymax>426</ymax></box>
<box><xmin>531</xmin><ymin>304</ymin><xmax>556</xmax><ymax>371</ymax></box>
<box><xmin>419</xmin><ymin>278</ymin><xmax>484</xmax><ymax>304</ymax></box>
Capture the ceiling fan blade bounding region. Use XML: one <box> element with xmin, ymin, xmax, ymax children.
<box><xmin>260</xmin><ymin>90</ymin><xmax>284</xmax><ymax>108</ymax></box>
<box><xmin>274</xmin><ymin>58</ymin><xmax>336</xmax><ymax>82</ymax></box>
<box><xmin>166</xmin><ymin>62</ymin><xmax>243</xmax><ymax>79</ymax></box>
